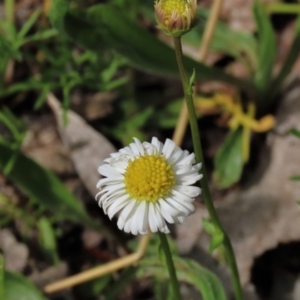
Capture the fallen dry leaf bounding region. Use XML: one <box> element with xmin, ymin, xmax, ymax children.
<box><xmin>47</xmin><ymin>93</ymin><xmax>116</xmax><ymax>197</ymax></box>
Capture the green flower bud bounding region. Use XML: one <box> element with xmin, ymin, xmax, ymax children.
<box><xmin>155</xmin><ymin>0</ymin><xmax>197</xmax><ymax>37</ymax></box>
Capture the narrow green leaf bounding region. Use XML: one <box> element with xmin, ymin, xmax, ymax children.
<box><xmin>49</xmin><ymin>1</ymin><xmax>253</xmax><ymax>93</ymax></box>
<box><xmin>202</xmin><ymin>218</ymin><xmax>215</xmax><ymax>235</ymax></box>
<box><xmin>0</xmin><ymin>144</ymin><xmax>95</xmax><ymax>227</ymax></box>
<box><xmin>4</xmin><ymin>271</ymin><xmax>48</xmax><ymax>300</ymax></box>
<box><xmin>267</xmin><ymin>16</ymin><xmax>300</xmax><ymax>103</ymax></box>
<box><xmin>22</xmin><ymin>29</ymin><xmax>59</xmax><ymax>44</ymax></box>
<box><xmin>290</xmin><ymin>175</ymin><xmax>300</xmax><ymax>181</ymax></box>
<box><xmin>210</xmin><ymin>230</ymin><xmax>224</xmax><ymax>252</ymax></box>
<box><xmin>253</xmin><ymin>0</ymin><xmax>276</xmax><ymax>101</ymax></box>
<box><xmin>17</xmin><ymin>9</ymin><xmax>41</xmax><ymax>40</ymax></box>
<box><xmin>38</xmin><ymin>217</ymin><xmax>59</xmax><ymax>265</ymax></box>
<box><xmin>213</xmin><ymin>127</ymin><xmax>244</xmax><ymax>189</ymax></box>
<box><xmin>202</xmin><ymin>218</ymin><xmax>225</xmax><ymax>252</ymax></box>
<box><xmin>34</xmin><ymin>87</ymin><xmax>49</xmax><ymax>110</ymax></box>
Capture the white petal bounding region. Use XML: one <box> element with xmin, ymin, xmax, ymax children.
<box><xmin>158</xmin><ymin>200</ymin><xmax>179</xmax><ymax>223</ymax></box>
<box><xmin>173</xmin><ymin>164</ymin><xmax>192</xmax><ymax>175</ymax></box>
<box><xmin>123</xmin><ymin>215</ymin><xmax>133</xmax><ymax>233</ymax></box>
<box><xmin>117</xmin><ymin>200</ymin><xmax>138</xmax><ymax>230</ymax></box>
<box><xmin>178</xmin><ymin>153</ymin><xmax>196</xmax><ymax>165</ymax></box>
<box><xmin>159</xmin><ymin>198</ymin><xmax>182</xmax><ymax>217</ymax></box>
<box><xmin>173</xmin><ymin>216</ymin><xmax>185</xmax><ymax>224</ymax></box>
<box><xmin>171</xmin><ymin>189</ymin><xmax>194</xmax><ymax>203</ymax></box>
<box><xmin>129</xmin><ymin>142</ymin><xmax>140</xmax><ymax>156</ymax></box>
<box><xmin>133</xmin><ymin>137</ymin><xmax>145</xmax><ymax>155</ymax></box>
<box><xmin>119</xmin><ymin>146</ymin><xmax>133</xmax><ymax>155</ymax></box>
<box><xmin>107</xmin><ymin>196</ymin><xmax>131</xmax><ymax>219</ymax></box>
<box><xmin>177</xmin><ymin>173</ymin><xmax>202</xmax><ymax>185</ymax></box>
<box><xmin>98</xmin><ymin>164</ymin><xmax>122</xmax><ymax>178</ymax></box>
<box><xmin>167</xmin><ymin>148</ymin><xmax>183</xmax><ymax>164</ymax></box>
<box><xmin>143</xmin><ymin>142</ymin><xmax>155</xmax><ymax>155</ymax></box>
<box><xmin>151</xmin><ymin>137</ymin><xmax>163</xmax><ymax>155</ymax></box>
<box><xmin>174</xmin><ymin>185</ymin><xmax>201</xmax><ymax>198</ymax></box>
<box><xmin>148</xmin><ymin>202</ymin><xmax>158</xmax><ymax>233</ymax></box>
<box><xmin>162</xmin><ymin>139</ymin><xmax>176</xmax><ymax>159</ymax></box>
<box><xmin>164</xmin><ymin>197</ymin><xmax>194</xmax><ymax>216</ymax></box>
<box><xmin>130</xmin><ymin>201</ymin><xmax>148</xmax><ymax>235</ymax></box>
<box><xmin>96</xmin><ymin>177</ymin><xmax>123</xmax><ymax>189</ymax></box>
<box><xmin>110</xmin><ymin>160</ymin><xmax>128</xmax><ymax>173</ymax></box>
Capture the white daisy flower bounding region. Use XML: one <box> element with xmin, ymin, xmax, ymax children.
<box><xmin>96</xmin><ymin>137</ymin><xmax>202</xmax><ymax>235</ymax></box>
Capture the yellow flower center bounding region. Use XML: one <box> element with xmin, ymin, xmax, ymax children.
<box><xmin>160</xmin><ymin>0</ymin><xmax>187</xmax><ymax>24</ymax></box>
<box><xmin>124</xmin><ymin>155</ymin><xmax>175</xmax><ymax>203</ymax></box>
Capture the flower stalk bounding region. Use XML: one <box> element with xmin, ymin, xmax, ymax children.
<box><xmin>173</xmin><ymin>36</ymin><xmax>243</xmax><ymax>300</ymax></box>
<box><xmin>158</xmin><ymin>232</ymin><xmax>182</xmax><ymax>300</ymax></box>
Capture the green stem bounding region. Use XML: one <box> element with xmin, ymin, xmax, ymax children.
<box><xmin>173</xmin><ymin>36</ymin><xmax>243</xmax><ymax>300</ymax></box>
<box><xmin>158</xmin><ymin>232</ymin><xmax>182</xmax><ymax>300</ymax></box>
<box><xmin>265</xmin><ymin>3</ymin><xmax>300</xmax><ymax>14</ymax></box>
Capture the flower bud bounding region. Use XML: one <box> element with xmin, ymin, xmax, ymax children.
<box><xmin>155</xmin><ymin>0</ymin><xmax>197</xmax><ymax>37</ymax></box>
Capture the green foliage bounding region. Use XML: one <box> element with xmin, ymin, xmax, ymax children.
<box><xmin>253</xmin><ymin>0</ymin><xmax>276</xmax><ymax>102</ymax></box>
<box><xmin>126</xmin><ymin>235</ymin><xmax>227</xmax><ymax>300</ymax></box>
<box><xmin>138</xmin><ymin>256</ymin><xmax>227</xmax><ymax>300</ymax></box>
<box><xmin>213</xmin><ymin>127</ymin><xmax>244</xmax><ymax>189</ymax></box>
<box><xmin>0</xmin><ymin>108</ymin><xmax>27</xmax><ymax>174</ymax></box>
<box><xmin>289</xmin><ymin>128</ymin><xmax>300</xmax><ymax>139</ymax></box>
<box><xmin>202</xmin><ymin>218</ymin><xmax>225</xmax><ymax>252</ymax></box>
<box><xmin>105</xmin><ymin>267</ymin><xmax>137</xmax><ymax>300</ymax></box>
<box><xmin>0</xmin><ymin>9</ymin><xmax>58</xmax><ymax>82</ymax></box>
<box><xmin>183</xmin><ymin>9</ymin><xmax>258</xmax><ymax>70</ymax></box>
<box><xmin>76</xmin><ymin>274</ymin><xmax>112</xmax><ymax>300</ymax></box>
<box><xmin>49</xmin><ymin>1</ymin><xmax>251</xmax><ymax>91</ymax></box>
<box><xmin>0</xmin><ymin>144</ymin><xmax>95</xmax><ymax>227</ymax></box>
<box><xmin>38</xmin><ymin>217</ymin><xmax>59</xmax><ymax>265</ymax></box>
<box><xmin>3</xmin><ymin>271</ymin><xmax>48</xmax><ymax>300</ymax></box>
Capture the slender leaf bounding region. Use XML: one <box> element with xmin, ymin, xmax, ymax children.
<box><xmin>202</xmin><ymin>218</ymin><xmax>224</xmax><ymax>252</ymax></box>
<box><xmin>213</xmin><ymin>127</ymin><xmax>243</xmax><ymax>189</ymax></box>
<box><xmin>253</xmin><ymin>0</ymin><xmax>276</xmax><ymax>103</ymax></box>
<box><xmin>38</xmin><ymin>217</ymin><xmax>59</xmax><ymax>265</ymax></box>
<box><xmin>138</xmin><ymin>256</ymin><xmax>227</xmax><ymax>300</ymax></box>
<box><xmin>49</xmin><ymin>1</ymin><xmax>253</xmax><ymax>93</ymax></box>
<box><xmin>4</xmin><ymin>271</ymin><xmax>48</xmax><ymax>300</ymax></box>
<box><xmin>290</xmin><ymin>175</ymin><xmax>300</xmax><ymax>181</ymax></box>
<box><xmin>22</xmin><ymin>29</ymin><xmax>58</xmax><ymax>43</ymax></box>
<box><xmin>267</xmin><ymin>15</ymin><xmax>300</xmax><ymax>103</ymax></box>
<box><xmin>17</xmin><ymin>9</ymin><xmax>41</xmax><ymax>40</ymax></box>
<box><xmin>0</xmin><ymin>144</ymin><xmax>95</xmax><ymax>226</ymax></box>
